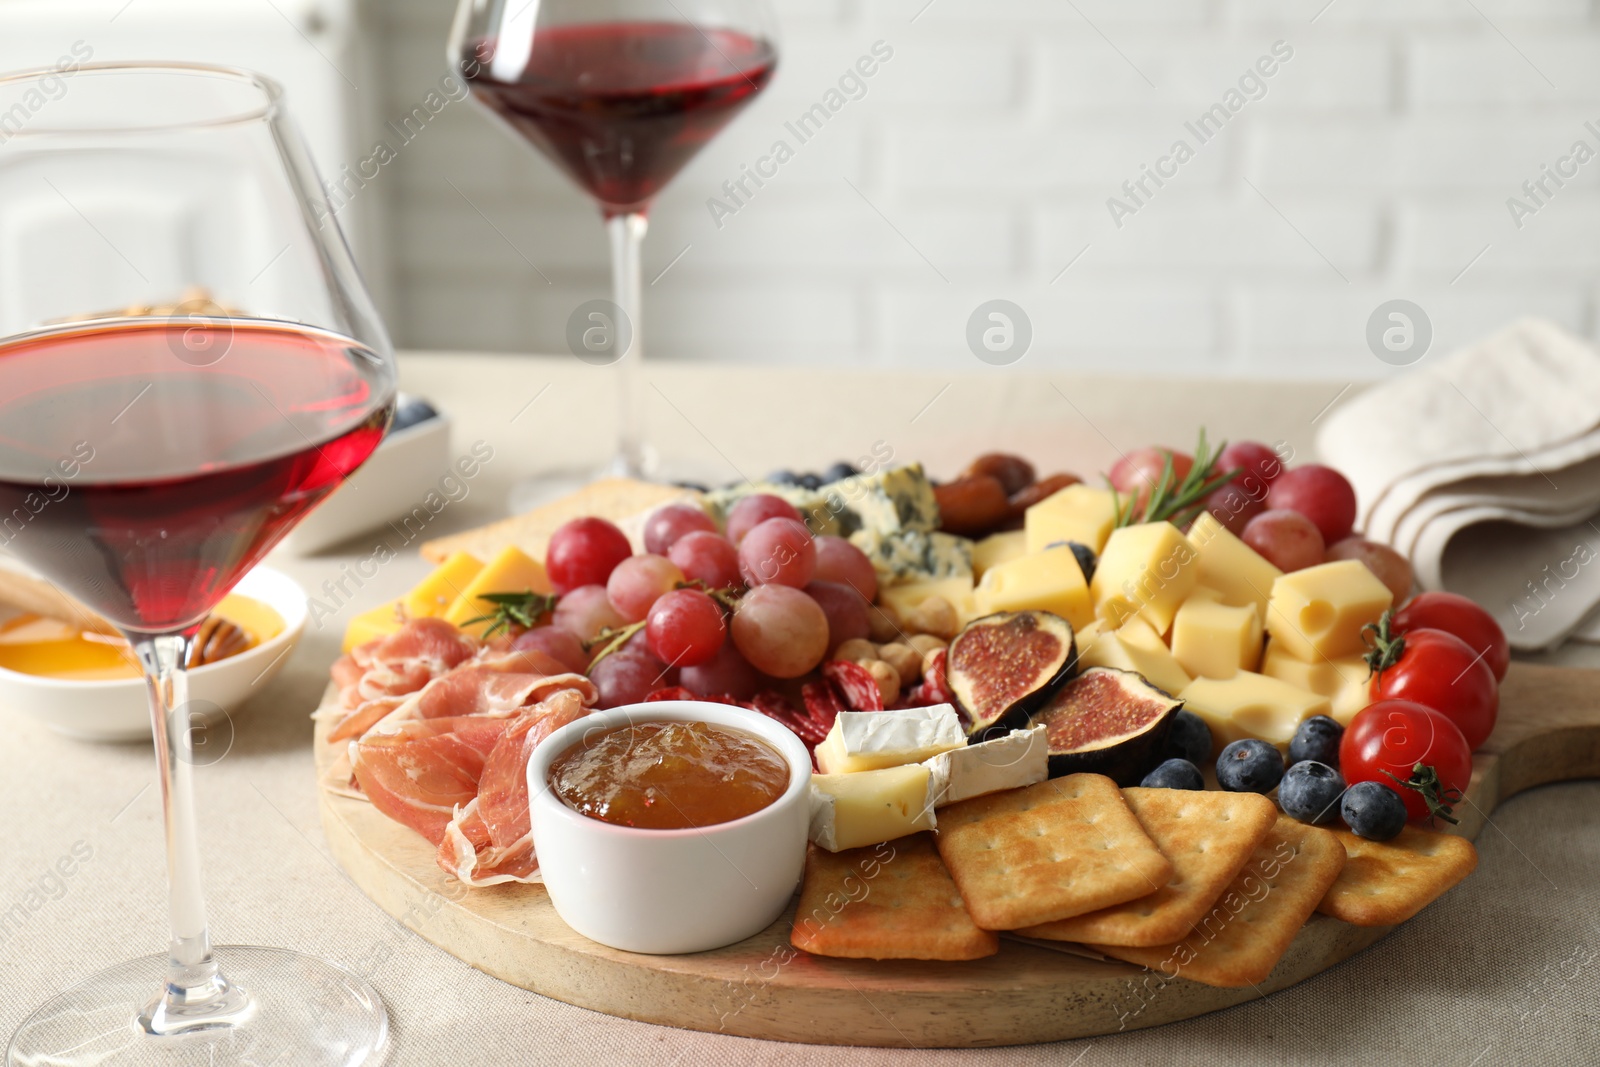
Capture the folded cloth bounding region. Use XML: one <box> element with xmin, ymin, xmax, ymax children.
<box><xmin>1317</xmin><ymin>318</ymin><xmax>1600</xmax><ymax>652</ymax></box>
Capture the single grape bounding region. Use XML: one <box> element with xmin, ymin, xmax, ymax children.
<box><xmin>590</xmin><ymin>651</ymin><xmax>675</xmax><ymax>709</ymax></box>
<box><xmin>1326</xmin><ymin>536</ymin><xmax>1414</xmax><ymax>602</ymax></box>
<box><xmin>645</xmin><ymin>589</ymin><xmax>727</xmax><ymax>667</ymax></box>
<box><xmin>551</xmin><ymin>584</ymin><xmax>626</xmax><ymax>642</ymax></box>
<box><xmin>1216</xmin><ymin>440</ymin><xmax>1285</xmax><ymax>486</ymax></box>
<box><xmin>642</xmin><ymin>502</ymin><xmax>716</xmax><ymax>556</ymax></box>
<box><xmin>738</xmin><ymin>517</ymin><xmax>817</xmax><ymax>588</ymax></box>
<box><xmin>1110</xmin><ymin>447</ymin><xmax>1194</xmax><ymax>511</ymax></box>
<box><xmin>510</xmin><ymin>626</ymin><xmax>589</xmax><ymax>674</ymax></box>
<box><xmin>667</xmin><ymin>530</ymin><xmax>742</xmax><ymax>591</ymax></box>
<box><xmin>725</xmin><ymin>493</ymin><xmax>803</xmax><ymax>544</ymax></box>
<box><xmin>805</xmin><ymin>580</ymin><xmax>871</xmax><ymax>648</ymax></box>
<box><xmin>545</xmin><ymin>517</ymin><xmax>633</xmax><ymax>594</ymax></box>
<box><xmin>1242</xmin><ymin>509</ymin><xmax>1326</xmax><ymax>572</ymax></box>
<box><xmin>679</xmin><ymin>643</ymin><xmax>763</xmax><ymax>700</ymax></box>
<box><xmin>812</xmin><ymin>535</ymin><xmax>878</xmax><ymax>602</ymax></box>
<box><xmin>1200</xmin><ymin>480</ymin><xmax>1265</xmax><ymax>536</ymax></box>
<box><xmin>1267</xmin><ymin>464</ymin><xmax>1358</xmax><ymax>545</ymax></box>
<box><xmin>606</xmin><ymin>554</ymin><xmax>686</xmax><ymax>622</ymax></box>
<box><xmin>731</xmin><ymin>584</ymin><xmax>830</xmax><ymax>678</ymax></box>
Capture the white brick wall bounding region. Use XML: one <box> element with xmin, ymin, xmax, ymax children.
<box><xmin>359</xmin><ymin>0</ymin><xmax>1600</xmax><ymax>377</ymax></box>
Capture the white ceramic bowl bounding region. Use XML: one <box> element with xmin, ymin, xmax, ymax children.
<box><xmin>528</xmin><ymin>700</ymin><xmax>812</xmax><ymax>955</ymax></box>
<box><xmin>0</xmin><ymin>565</ymin><xmax>308</xmax><ymax>742</ymax></box>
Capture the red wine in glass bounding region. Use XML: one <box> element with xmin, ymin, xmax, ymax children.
<box><xmin>0</xmin><ymin>318</ymin><xmax>390</xmax><ymax>632</ymax></box>
<box><xmin>466</xmin><ymin>22</ymin><xmax>777</xmax><ymax>216</ymax></box>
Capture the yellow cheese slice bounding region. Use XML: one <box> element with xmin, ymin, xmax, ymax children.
<box><xmin>808</xmin><ymin>764</ymin><xmax>936</xmax><ymax>852</ymax></box>
<box><xmin>403</xmin><ymin>551</ymin><xmax>484</xmax><ymax>620</ymax></box>
<box><xmin>1170</xmin><ymin>594</ymin><xmax>1264</xmax><ymax>680</ymax></box>
<box><xmin>1024</xmin><ymin>484</ymin><xmax>1119</xmax><ymax>554</ymax></box>
<box><xmin>972</xmin><ymin>545</ymin><xmax>1093</xmax><ymax>630</ymax></box>
<box><xmin>1186</xmin><ymin>511</ymin><xmax>1282</xmax><ymax>620</ymax></box>
<box><xmin>1260</xmin><ymin>643</ymin><xmax>1371</xmax><ymax>725</ymax></box>
<box><xmin>342</xmin><ymin>600</ymin><xmax>404</xmax><ymax>654</ymax></box>
<box><xmin>1090</xmin><ymin>521</ymin><xmax>1198</xmax><ymax>634</ymax></box>
<box><xmin>443</xmin><ymin>545</ymin><xmax>554</xmax><ymax>635</ymax></box>
<box><xmin>1179</xmin><ymin>671</ymin><xmax>1331</xmax><ymax>754</ymax></box>
<box><xmin>1075</xmin><ymin>617</ymin><xmax>1191</xmax><ymax>696</ymax></box>
<box><xmin>971</xmin><ymin>529</ymin><xmax>1027</xmax><ymax>579</ymax></box>
<box><xmin>1264</xmin><ymin>559</ymin><xmax>1393</xmax><ymax>663</ymax></box>
<box><xmin>878</xmin><ymin>575</ymin><xmax>978</xmax><ymax>627</ymax></box>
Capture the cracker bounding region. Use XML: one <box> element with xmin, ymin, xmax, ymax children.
<box><xmin>1089</xmin><ymin>816</ymin><xmax>1346</xmax><ymax>988</ymax></box>
<box><xmin>1317</xmin><ymin>826</ymin><xmax>1478</xmax><ymax>927</ymax></box>
<box><xmin>789</xmin><ymin>834</ymin><xmax>998</xmax><ymax>960</ymax></box>
<box><xmin>1019</xmin><ymin>787</ymin><xmax>1279</xmax><ymax>947</ymax></box>
<box><xmin>935</xmin><ymin>775</ymin><xmax>1172</xmax><ymax>931</ymax></box>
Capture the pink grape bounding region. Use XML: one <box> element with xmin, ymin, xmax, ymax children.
<box><xmin>1242</xmin><ymin>509</ymin><xmax>1326</xmax><ymax>572</ymax></box>
<box><xmin>510</xmin><ymin>626</ymin><xmax>589</xmax><ymax>674</ymax></box>
<box><xmin>812</xmin><ymin>535</ymin><xmax>877</xmax><ymax>602</ymax></box>
<box><xmin>645</xmin><ymin>589</ymin><xmax>727</xmax><ymax>667</ymax></box>
<box><xmin>679</xmin><ymin>643</ymin><xmax>763</xmax><ymax>700</ymax></box>
<box><xmin>551</xmin><ymin>584</ymin><xmax>626</xmax><ymax>642</ymax></box>
<box><xmin>725</xmin><ymin>493</ymin><xmax>803</xmax><ymax>544</ymax></box>
<box><xmin>1267</xmin><ymin>464</ymin><xmax>1358</xmax><ymax>545</ymax></box>
<box><xmin>590</xmin><ymin>651</ymin><xmax>676</xmax><ymax>709</ymax></box>
<box><xmin>667</xmin><ymin>530</ymin><xmax>741</xmax><ymax>591</ymax></box>
<box><xmin>1326</xmin><ymin>536</ymin><xmax>1414</xmax><ymax>602</ymax></box>
<box><xmin>545</xmin><ymin>517</ymin><xmax>632</xmax><ymax>594</ymax></box>
<box><xmin>606</xmin><ymin>554</ymin><xmax>686</xmax><ymax>622</ymax></box>
<box><xmin>731</xmin><ymin>584</ymin><xmax>829</xmax><ymax>678</ymax></box>
<box><xmin>1201</xmin><ymin>480</ymin><xmax>1265</xmax><ymax>536</ymax></box>
<box><xmin>1110</xmin><ymin>447</ymin><xmax>1193</xmax><ymax>512</ymax></box>
<box><xmin>642</xmin><ymin>502</ymin><xmax>716</xmax><ymax>555</ymax></box>
<box><xmin>805</xmin><ymin>580</ymin><xmax>870</xmax><ymax>648</ymax></box>
<box><xmin>1216</xmin><ymin>440</ymin><xmax>1285</xmax><ymax>486</ymax></box>
<box><xmin>738</xmin><ymin>517</ymin><xmax>816</xmax><ymax>588</ymax></box>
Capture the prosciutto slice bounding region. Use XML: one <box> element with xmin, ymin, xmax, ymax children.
<box><xmin>348</xmin><ymin>715</ymin><xmax>513</xmax><ymax>844</ymax></box>
<box><xmin>332</xmin><ymin>617</ymin><xmax>478</xmax><ymax>710</ymax></box>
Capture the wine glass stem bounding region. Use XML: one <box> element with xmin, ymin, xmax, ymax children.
<box><xmin>131</xmin><ymin>631</ymin><xmax>252</xmax><ymax>1035</ymax></box>
<box><xmin>606</xmin><ymin>210</ymin><xmax>648</xmax><ymax>479</ymax></box>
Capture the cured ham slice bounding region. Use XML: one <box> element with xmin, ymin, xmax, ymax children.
<box><xmin>349</xmin><ymin>715</ymin><xmax>512</xmax><ymax>844</ymax></box>
<box><xmin>336</xmin><ymin>617</ymin><xmax>478</xmax><ymax>709</ymax></box>
<box><xmin>413</xmin><ymin>666</ymin><xmax>597</xmax><ymax>720</ymax></box>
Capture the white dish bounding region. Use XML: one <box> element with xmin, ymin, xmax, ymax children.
<box><xmin>528</xmin><ymin>701</ymin><xmax>812</xmax><ymax>955</ymax></box>
<box><xmin>0</xmin><ymin>565</ymin><xmax>308</xmax><ymax>743</ymax></box>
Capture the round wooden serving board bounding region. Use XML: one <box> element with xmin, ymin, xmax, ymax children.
<box><xmin>315</xmin><ymin>663</ymin><xmax>1600</xmax><ymax>1047</ymax></box>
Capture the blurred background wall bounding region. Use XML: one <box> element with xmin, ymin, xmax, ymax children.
<box><xmin>7</xmin><ymin>1</ymin><xmax>1600</xmax><ymax>376</ymax></box>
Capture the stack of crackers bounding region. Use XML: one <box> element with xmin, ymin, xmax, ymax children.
<box><xmin>789</xmin><ymin>774</ymin><xmax>1478</xmax><ymax>988</ymax></box>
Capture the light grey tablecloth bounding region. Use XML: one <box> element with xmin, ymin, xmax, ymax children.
<box><xmin>4</xmin><ymin>354</ymin><xmax>1598</xmax><ymax>1065</ymax></box>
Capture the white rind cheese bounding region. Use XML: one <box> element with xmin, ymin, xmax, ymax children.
<box><xmin>814</xmin><ymin>705</ymin><xmax>966</xmax><ymax>775</ymax></box>
<box><xmin>808</xmin><ymin>764</ymin><xmax>936</xmax><ymax>851</ymax></box>
<box><xmin>923</xmin><ymin>726</ymin><xmax>1048</xmax><ymax>808</ymax></box>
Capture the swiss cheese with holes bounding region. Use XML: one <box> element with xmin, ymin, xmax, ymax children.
<box><xmin>1264</xmin><ymin>559</ymin><xmax>1393</xmax><ymax>662</ymax></box>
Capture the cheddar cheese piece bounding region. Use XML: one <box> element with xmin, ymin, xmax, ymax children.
<box><xmin>1090</xmin><ymin>522</ymin><xmax>1198</xmax><ymax>634</ymax></box>
<box><xmin>971</xmin><ymin>529</ymin><xmax>1028</xmax><ymax>579</ymax></box>
<box><xmin>973</xmin><ymin>545</ymin><xmax>1094</xmax><ymax>629</ymax></box>
<box><xmin>1024</xmin><ymin>484</ymin><xmax>1119</xmax><ymax>555</ymax></box>
<box><xmin>1260</xmin><ymin>643</ymin><xmax>1371</xmax><ymax>725</ymax></box>
<box><xmin>1263</xmin><ymin>560</ymin><xmax>1393</xmax><ymax>663</ymax></box>
<box><xmin>444</xmin><ymin>545</ymin><xmax>554</xmax><ymax>635</ymax></box>
<box><xmin>342</xmin><ymin>600</ymin><xmax>404</xmax><ymax>653</ymax></box>
<box><xmin>878</xmin><ymin>575</ymin><xmax>977</xmax><ymax>627</ymax></box>
<box><xmin>403</xmin><ymin>551</ymin><xmax>484</xmax><ymax>620</ymax></box>
<box><xmin>809</xmin><ymin>764</ymin><xmax>936</xmax><ymax>851</ymax></box>
<box><xmin>1179</xmin><ymin>671</ymin><xmax>1331</xmax><ymax>754</ymax></box>
<box><xmin>1186</xmin><ymin>512</ymin><xmax>1282</xmax><ymax>620</ymax></box>
<box><xmin>1171</xmin><ymin>593</ymin><xmax>1264</xmax><ymax>680</ymax></box>
<box><xmin>1076</xmin><ymin>617</ymin><xmax>1191</xmax><ymax>696</ymax></box>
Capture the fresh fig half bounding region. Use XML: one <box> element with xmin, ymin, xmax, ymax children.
<box><xmin>1028</xmin><ymin>666</ymin><xmax>1182</xmax><ymax>785</ymax></box>
<box><xmin>946</xmin><ymin>610</ymin><xmax>1077</xmax><ymax>739</ymax></box>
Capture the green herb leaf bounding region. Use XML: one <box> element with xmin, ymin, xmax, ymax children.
<box><xmin>1111</xmin><ymin>428</ymin><xmax>1240</xmax><ymax>528</ymax></box>
<box><xmin>460</xmin><ymin>589</ymin><xmax>559</xmax><ymax>638</ymax></box>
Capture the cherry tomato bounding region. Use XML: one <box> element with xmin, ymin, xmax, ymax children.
<box><xmin>1340</xmin><ymin>700</ymin><xmax>1473</xmax><ymax>824</ymax></box>
<box><xmin>1110</xmin><ymin>447</ymin><xmax>1193</xmax><ymax>511</ymax></box>
<box><xmin>1393</xmin><ymin>591</ymin><xmax>1509</xmax><ymax>682</ymax></box>
<box><xmin>1367</xmin><ymin>625</ymin><xmax>1498</xmax><ymax>750</ymax></box>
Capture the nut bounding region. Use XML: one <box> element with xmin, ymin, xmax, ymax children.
<box><xmin>832</xmin><ymin>637</ymin><xmax>878</xmax><ymax>664</ymax></box>
<box><xmin>877</xmin><ymin>642</ymin><xmax>922</xmax><ymax>686</ymax></box>
<box><xmin>905</xmin><ymin>633</ymin><xmax>948</xmax><ymax>657</ymax></box>
<box><xmin>866</xmin><ymin>603</ymin><xmax>904</xmax><ymax>643</ymax></box>
<box><xmin>904</xmin><ymin>596</ymin><xmax>959</xmax><ymax>640</ymax></box>
<box><xmin>862</xmin><ymin>659</ymin><xmax>901</xmax><ymax>707</ymax></box>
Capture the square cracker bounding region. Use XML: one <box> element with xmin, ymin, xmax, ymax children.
<box><xmin>1317</xmin><ymin>826</ymin><xmax>1478</xmax><ymax>927</ymax></box>
<box><xmin>1019</xmin><ymin>787</ymin><xmax>1279</xmax><ymax>947</ymax></box>
<box><xmin>1089</xmin><ymin>815</ymin><xmax>1346</xmax><ymax>988</ymax></box>
<box><xmin>935</xmin><ymin>775</ymin><xmax>1172</xmax><ymax>931</ymax></box>
<box><xmin>789</xmin><ymin>834</ymin><xmax>998</xmax><ymax>960</ymax></box>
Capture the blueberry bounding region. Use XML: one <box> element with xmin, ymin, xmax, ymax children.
<box><xmin>1141</xmin><ymin>758</ymin><xmax>1205</xmax><ymax>790</ymax></box>
<box><xmin>765</xmin><ymin>469</ymin><xmax>801</xmax><ymax>486</ymax></box>
<box><xmin>1288</xmin><ymin>715</ymin><xmax>1344</xmax><ymax>767</ymax></box>
<box><xmin>797</xmin><ymin>473</ymin><xmax>823</xmax><ymax>490</ymax></box>
<box><xmin>1341</xmin><ymin>781</ymin><xmax>1408</xmax><ymax>841</ymax></box>
<box><xmin>1043</xmin><ymin>540</ymin><xmax>1097</xmax><ymax>583</ymax></box>
<box><xmin>1215</xmin><ymin>739</ymin><xmax>1285</xmax><ymax>794</ymax></box>
<box><xmin>1163</xmin><ymin>710</ymin><xmax>1212</xmax><ymax>765</ymax></box>
<box><xmin>822</xmin><ymin>461</ymin><xmax>858</xmax><ymax>484</ymax></box>
<box><xmin>1277</xmin><ymin>760</ymin><xmax>1346</xmax><ymax>824</ymax></box>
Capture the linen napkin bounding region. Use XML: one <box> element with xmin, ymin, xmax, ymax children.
<box><xmin>1316</xmin><ymin>318</ymin><xmax>1600</xmax><ymax>652</ymax></box>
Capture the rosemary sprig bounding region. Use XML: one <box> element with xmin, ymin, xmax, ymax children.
<box><xmin>584</xmin><ymin>621</ymin><xmax>646</xmax><ymax>671</ymax></box>
<box><xmin>460</xmin><ymin>589</ymin><xmax>558</xmax><ymax>638</ymax></box>
<box><xmin>1110</xmin><ymin>429</ymin><xmax>1239</xmax><ymax>528</ymax></box>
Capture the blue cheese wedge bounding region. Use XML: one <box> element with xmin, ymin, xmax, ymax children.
<box><xmin>814</xmin><ymin>705</ymin><xmax>966</xmax><ymax>775</ymax></box>
<box><xmin>922</xmin><ymin>726</ymin><xmax>1049</xmax><ymax>808</ymax></box>
<box><xmin>808</xmin><ymin>764</ymin><xmax>937</xmax><ymax>852</ymax></box>
<box><xmin>701</xmin><ymin>463</ymin><xmax>941</xmax><ymax>542</ymax></box>
<box><xmin>850</xmin><ymin>528</ymin><xmax>974</xmax><ymax>585</ymax></box>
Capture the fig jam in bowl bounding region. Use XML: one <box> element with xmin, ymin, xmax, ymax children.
<box><xmin>528</xmin><ymin>700</ymin><xmax>812</xmax><ymax>954</ymax></box>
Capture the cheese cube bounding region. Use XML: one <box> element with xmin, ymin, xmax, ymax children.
<box><xmin>814</xmin><ymin>706</ymin><xmax>966</xmax><ymax>775</ymax></box>
<box><xmin>403</xmin><ymin>551</ymin><xmax>484</xmax><ymax>620</ymax></box>
<box><xmin>877</xmin><ymin>575</ymin><xmax>977</xmax><ymax>628</ymax></box>
<box><xmin>1090</xmin><ymin>522</ymin><xmax>1198</xmax><ymax>633</ymax></box>
<box><xmin>1264</xmin><ymin>560</ymin><xmax>1393</xmax><ymax>663</ymax></box>
<box><xmin>443</xmin><ymin>546</ymin><xmax>554</xmax><ymax>634</ymax></box>
<box><xmin>1075</xmin><ymin>617</ymin><xmax>1191</xmax><ymax>696</ymax></box>
<box><xmin>1179</xmin><ymin>671</ymin><xmax>1331</xmax><ymax>754</ymax></box>
<box><xmin>1024</xmin><ymin>484</ymin><xmax>1119</xmax><ymax>554</ymax></box>
<box><xmin>972</xmin><ymin>545</ymin><xmax>1094</xmax><ymax>630</ymax></box>
<box><xmin>1260</xmin><ymin>644</ymin><xmax>1371</xmax><ymax>725</ymax></box>
<box><xmin>342</xmin><ymin>600</ymin><xmax>404</xmax><ymax>653</ymax></box>
<box><xmin>923</xmin><ymin>726</ymin><xmax>1048</xmax><ymax>808</ymax></box>
<box><xmin>808</xmin><ymin>764</ymin><xmax>936</xmax><ymax>851</ymax></box>
<box><xmin>1186</xmin><ymin>512</ymin><xmax>1282</xmax><ymax>620</ymax></box>
<box><xmin>972</xmin><ymin>529</ymin><xmax>1027</xmax><ymax>579</ymax></box>
<box><xmin>1171</xmin><ymin>595</ymin><xmax>1264</xmax><ymax>680</ymax></box>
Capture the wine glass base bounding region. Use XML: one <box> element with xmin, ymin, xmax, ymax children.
<box><xmin>7</xmin><ymin>946</ymin><xmax>389</xmax><ymax>1067</ymax></box>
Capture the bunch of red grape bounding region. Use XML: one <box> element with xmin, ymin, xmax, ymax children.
<box><xmin>513</xmin><ymin>496</ymin><xmax>881</xmax><ymax>708</ymax></box>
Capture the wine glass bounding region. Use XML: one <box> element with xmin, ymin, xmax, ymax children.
<box><xmin>448</xmin><ymin>0</ymin><xmax>778</xmax><ymax>493</ymax></box>
<box><xmin>0</xmin><ymin>65</ymin><xmax>394</xmax><ymax>1066</ymax></box>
